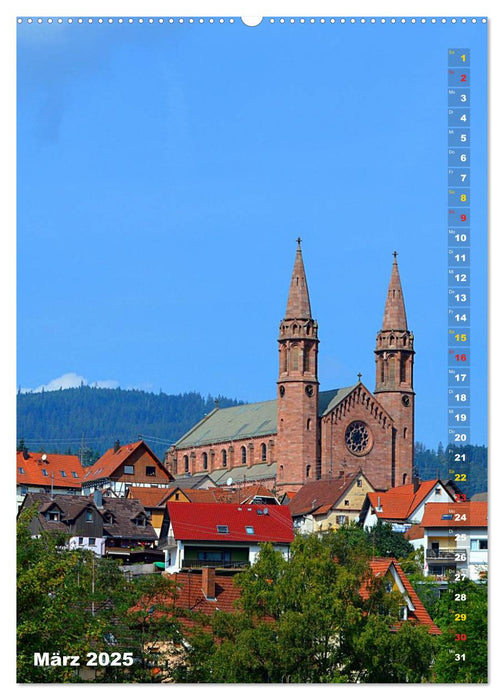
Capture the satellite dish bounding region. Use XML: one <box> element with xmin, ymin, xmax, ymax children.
<box><xmin>263</xmin><ymin>507</ymin><xmax>269</xmax><ymax>515</ymax></box>
<box><xmin>42</xmin><ymin>454</ymin><xmax>47</xmax><ymax>461</ymax></box>
<box><xmin>226</xmin><ymin>477</ymin><xmax>233</xmax><ymax>486</ymax></box>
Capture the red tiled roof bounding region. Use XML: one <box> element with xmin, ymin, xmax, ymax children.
<box><xmin>164</xmin><ymin>484</ymin><xmax>277</xmax><ymax>505</ymax></box>
<box><xmin>287</xmin><ymin>472</ymin><xmax>370</xmax><ymax>517</ymax></box>
<box><xmin>367</xmin><ymin>480</ymin><xmax>449</xmax><ymax>521</ymax></box>
<box><xmin>404</xmin><ymin>523</ymin><xmax>425</xmax><ymax>541</ymax></box>
<box><xmin>83</xmin><ymin>440</ymin><xmax>172</xmax><ymax>483</ymax></box>
<box><xmin>17</xmin><ymin>451</ymin><xmax>85</xmax><ymax>489</ymax></box>
<box><xmin>361</xmin><ymin>558</ymin><xmax>441</xmax><ymax>635</ymax></box>
<box><xmin>167</xmin><ymin>502</ymin><xmax>294</xmax><ymax>543</ymax></box>
<box><xmin>168</xmin><ymin>571</ymin><xmax>241</xmax><ymax>616</ymax></box>
<box><xmin>127</xmin><ymin>486</ymin><xmax>176</xmax><ymax>508</ymax></box>
<box><xmin>421</xmin><ymin>501</ymin><xmax>487</xmax><ymax>528</ymax></box>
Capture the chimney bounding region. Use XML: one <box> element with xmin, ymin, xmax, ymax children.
<box><xmin>413</xmin><ymin>471</ymin><xmax>420</xmax><ymax>493</ymax></box>
<box><xmin>377</xmin><ymin>496</ymin><xmax>382</xmax><ymax>512</ymax></box>
<box><xmin>22</xmin><ymin>447</ymin><xmax>29</xmax><ymax>460</ymax></box>
<box><xmin>202</xmin><ymin>567</ymin><xmax>216</xmax><ymax>599</ymax></box>
<box><xmin>113</xmin><ymin>439</ymin><xmax>120</xmax><ymax>453</ymax></box>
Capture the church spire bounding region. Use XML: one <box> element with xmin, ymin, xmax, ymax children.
<box><xmin>382</xmin><ymin>252</ymin><xmax>407</xmax><ymax>330</ymax></box>
<box><xmin>284</xmin><ymin>238</ymin><xmax>312</xmax><ymax>319</ymax></box>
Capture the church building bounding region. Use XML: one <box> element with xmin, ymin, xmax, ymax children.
<box><xmin>165</xmin><ymin>242</ymin><xmax>415</xmax><ymax>494</ymax></box>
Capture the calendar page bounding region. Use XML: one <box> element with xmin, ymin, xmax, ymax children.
<box><xmin>15</xmin><ymin>2</ymin><xmax>489</xmax><ymax>687</ymax></box>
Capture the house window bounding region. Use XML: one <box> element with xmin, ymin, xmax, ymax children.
<box><xmin>221</xmin><ymin>450</ymin><xmax>227</xmax><ymax>468</ymax></box>
<box><xmin>245</xmin><ymin>526</ymin><xmax>254</xmax><ymax>534</ymax></box>
<box><xmin>60</xmin><ymin>471</ymin><xmax>67</xmax><ymax>477</ymax></box>
<box><xmin>435</xmin><ymin>487</ymin><xmax>442</xmax><ymax>495</ymax></box>
<box><xmin>241</xmin><ymin>446</ymin><xmax>247</xmax><ymax>465</ymax></box>
<box><xmin>261</xmin><ymin>443</ymin><xmax>267</xmax><ymax>462</ymax></box>
<box><xmin>337</xmin><ymin>515</ymin><xmax>346</xmax><ymax>525</ymax></box>
<box><xmin>124</xmin><ymin>465</ymin><xmax>134</xmax><ymax>475</ymax></box>
<box><xmin>18</xmin><ymin>467</ymin><xmax>24</xmax><ymax>474</ymax></box>
<box><xmin>385</xmin><ymin>581</ymin><xmax>393</xmax><ymax>593</ymax></box>
<box><xmin>146</xmin><ymin>466</ymin><xmax>156</xmax><ymax>477</ymax></box>
<box><xmin>104</xmin><ymin>513</ymin><xmax>115</xmax><ymax>524</ymax></box>
<box><xmin>133</xmin><ymin>516</ymin><xmax>145</xmax><ymax>527</ymax></box>
<box><xmin>470</xmin><ymin>539</ymin><xmax>488</xmax><ymax>551</ymax></box>
<box><xmin>357</xmin><ymin>479</ymin><xmax>362</xmax><ymax>487</ymax></box>
<box><xmin>20</xmin><ymin>486</ymin><xmax>28</xmax><ymax>495</ymax></box>
<box><xmin>89</xmin><ymin>538</ymin><xmax>96</xmax><ymax>545</ymax></box>
<box><xmin>202</xmin><ymin>452</ymin><xmax>208</xmax><ymax>470</ymax></box>
<box><xmin>42</xmin><ymin>469</ymin><xmax>48</xmax><ymax>476</ymax></box>
<box><xmin>344</xmin><ymin>500</ymin><xmax>350</xmax><ymax>506</ymax></box>
<box><xmin>72</xmin><ymin>471</ymin><xmax>79</xmax><ymax>478</ymax></box>
<box><xmin>217</xmin><ymin>525</ymin><xmax>229</xmax><ymax>534</ymax></box>
<box><xmin>85</xmin><ymin>510</ymin><xmax>93</xmax><ymax>522</ymax></box>
<box><xmin>47</xmin><ymin>510</ymin><xmax>60</xmax><ymax>521</ymax></box>
<box><xmin>78</xmin><ymin>537</ymin><xmax>84</xmax><ymax>545</ymax></box>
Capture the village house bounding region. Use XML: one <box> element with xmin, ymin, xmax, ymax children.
<box><xmin>420</xmin><ymin>501</ymin><xmax>488</xmax><ymax>582</ymax></box>
<box><xmin>16</xmin><ymin>449</ymin><xmax>85</xmax><ymax>508</ymax></box>
<box><xmin>159</xmin><ymin>502</ymin><xmax>294</xmax><ymax>573</ymax></box>
<box><xmin>82</xmin><ymin>439</ymin><xmax>174</xmax><ymax>496</ymax></box>
<box><xmin>360</xmin><ymin>478</ymin><xmax>456</xmax><ymax>534</ymax></box>
<box><xmin>287</xmin><ymin>471</ymin><xmax>376</xmax><ymax>534</ymax></box>
<box><xmin>18</xmin><ymin>492</ymin><xmax>158</xmax><ymax>561</ymax></box>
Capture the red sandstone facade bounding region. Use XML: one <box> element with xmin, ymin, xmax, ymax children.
<box><xmin>165</xmin><ymin>243</ymin><xmax>415</xmax><ymax>495</ymax></box>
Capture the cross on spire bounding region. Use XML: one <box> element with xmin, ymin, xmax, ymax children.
<box><xmin>393</xmin><ymin>250</ymin><xmax>398</xmax><ymax>260</ymax></box>
<box><xmin>297</xmin><ymin>237</ymin><xmax>302</xmax><ymax>249</ymax></box>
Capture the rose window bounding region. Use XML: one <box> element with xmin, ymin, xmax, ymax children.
<box><xmin>345</xmin><ymin>421</ymin><xmax>372</xmax><ymax>455</ymax></box>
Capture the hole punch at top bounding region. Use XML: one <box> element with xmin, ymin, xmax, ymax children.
<box><xmin>241</xmin><ymin>16</ymin><xmax>263</xmax><ymax>26</ymax></box>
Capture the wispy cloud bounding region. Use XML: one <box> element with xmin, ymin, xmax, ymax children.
<box><xmin>20</xmin><ymin>372</ymin><xmax>120</xmax><ymax>393</ymax></box>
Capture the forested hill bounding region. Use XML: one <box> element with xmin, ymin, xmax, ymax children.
<box><xmin>17</xmin><ymin>386</ymin><xmax>243</xmax><ymax>463</ymax></box>
<box><xmin>414</xmin><ymin>442</ymin><xmax>487</xmax><ymax>498</ymax></box>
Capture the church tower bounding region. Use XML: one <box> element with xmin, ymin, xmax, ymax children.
<box><xmin>276</xmin><ymin>239</ymin><xmax>319</xmax><ymax>490</ymax></box>
<box><xmin>374</xmin><ymin>253</ymin><xmax>415</xmax><ymax>486</ymax></box>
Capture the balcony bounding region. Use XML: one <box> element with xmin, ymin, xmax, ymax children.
<box><xmin>426</xmin><ymin>548</ymin><xmax>467</xmax><ymax>564</ymax></box>
<box><xmin>181</xmin><ymin>559</ymin><xmax>249</xmax><ymax>570</ymax></box>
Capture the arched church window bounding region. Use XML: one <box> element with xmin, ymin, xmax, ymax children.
<box><xmin>307</xmin><ymin>418</ymin><xmax>312</xmax><ymax>431</ymax></box>
<box><xmin>291</xmin><ymin>345</ymin><xmax>299</xmax><ymax>371</ymax></box>
<box><xmin>241</xmin><ymin>446</ymin><xmax>247</xmax><ymax>464</ymax></box>
<box><xmin>403</xmin><ymin>427</ymin><xmax>408</xmax><ymax>439</ymax></box>
<box><xmin>202</xmin><ymin>452</ymin><xmax>208</xmax><ymax>470</ymax></box>
<box><xmin>221</xmin><ymin>449</ymin><xmax>227</xmax><ymax>467</ymax></box>
<box><xmin>306</xmin><ymin>465</ymin><xmax>311</xmax><ymax>478</ymax></box>
<box><xmin>261</xmin><ymin>443</ymin><xmax>267</xmax><ymax>461</ymax></box>
<box><xmin>402</xmin><ymin>473</ymin><xmax>408</xmax><ymax>485</ymax></box>
<box><xmin>183</xmin><ymin>455</ymin><xmax>189</xmax><ymax>473</ymax></box>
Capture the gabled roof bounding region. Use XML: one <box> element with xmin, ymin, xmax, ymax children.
<box><xmin>366</xmin><ymin>479</ymin><xmax>451</xmax><ymax>521</ymax></box>
<box><xmin>167</xmin><ymin>571</ymin><xmax>241</xmax><ymax>617</ymax></box>
<box><xmin>174</xmin><ymin>401</ymin><xmax>277</xmax><ymax>448</ymax></box>
<box><xmin>288</xmin><ymin>472</ymin><xmax>374</xmax><ymax>517</ymax></box>
<box><xmin>18</xmin><ymin>493</ymin><xmax>156</xmax><ymax>540</ymax></box>
<box><xmin>421</xmin><ymin>501</ymin><xmax>487</xmax><ymax>528</ymax></box>
<box><xmin>127</xmin><ymin>486</ymin><xmax>176</xmax><ymax>509</ymax></box>
<box><xmin>83</xmin><ymin>440</ymin><xmax>172</xmax><ymax>483</ymax></box>
<box><xmin>361</xmin><ymin>558</ymin><xmax>441</xmax><ymax>635</ymax></box>
<box><xmin>173</xmin><ymin>385</ymin><xmax>361</xmax><ymax>449</ymax></box>
<box><xmin>167</xmin><ymin>502</ymin><xmax>294</xmax><ymax>544</ymax></box>
<box><xmin>17</xmin><ymin>451</ymin><xmax>85</xmax><ymax>489</ymax></box>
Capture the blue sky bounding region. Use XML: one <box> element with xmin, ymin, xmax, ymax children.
<box><xmin>16</xmin><ymin>14</ymin><xmax>488</xmax><ymax>448</ymax></box>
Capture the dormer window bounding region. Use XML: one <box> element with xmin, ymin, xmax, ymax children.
<box><xmin>46</xmin><ymin>509</ymin><xmax>60</xmax><ymax>522</ymax></box>
<box><xmin>85</xmin><ymin>509</ymin><xmax>94</xmax><ymax>522</ymax></box>
<box><xmin>245</xmin><ymin>526</ymin><xmax>255</xmax><ymax>534</ymax></box>
<box><xmin>72</xmin><ymin>471</ymin><xmax>79</xmax><ymax>478</ymax></box>
<box><xmin>60</xmin><ymin>470</ymin><xmax>67</xmax><ymax>477</ymax></box>
<box><xmin>103</xmin><ymin>512</ymin><xmax>115</xmax><ymax>524</ymax></box>
<box><xmin>18</xmin><ymin>467</ymin><xmax>25</xmax><ymax>474</ymax></box>
<box><xmin>133</xmin><ymin>516</ymin><xmax>146</xmax><ymax>527</ymax></box>
<box><xmin>42</xmin><ymin>469</ymin><xmax>48</xmax><ymax>476</ymax></box>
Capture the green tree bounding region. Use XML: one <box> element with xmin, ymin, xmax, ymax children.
<box><xmin>365</xmin><ymin>521</ymin><xmax>414</xmax><ymax>559</ymax></box>
<box><xmin>432</xmin><ymin>579</ymin><xmax>487</xmax><ymax>682</ymax></box>
<box><xmin>17</xmin><ymin>507</ymin><xmax>183</xmax><ymax>682</ymax></box>
<box><xmin>180</xmin><ymin>533</ymin><xmax>436</xmax><ymax>683</ymax></box>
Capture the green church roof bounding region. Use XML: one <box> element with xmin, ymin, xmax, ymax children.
<box><xmin>174</xmin><ymin>384</ymin><xmax>359</xmax><ymax>449</ymax></box>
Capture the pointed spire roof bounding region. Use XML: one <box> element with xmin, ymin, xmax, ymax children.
<box><xmin>284</xmin><ymin>238</ymin><xmax>312</xmax><ymax>319</ymax></box>
<box><xmin>381</xmin><ymin>252</ymin><xmax>408</xmax><ymax>330</ymax></box>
